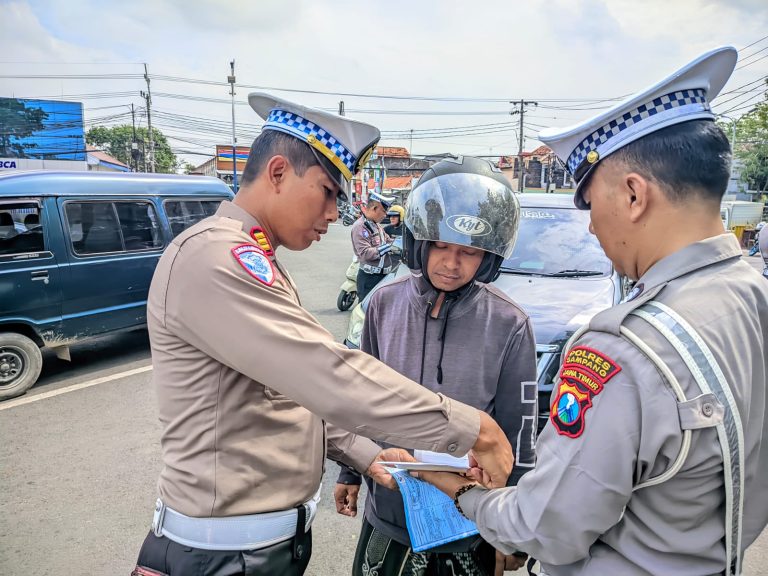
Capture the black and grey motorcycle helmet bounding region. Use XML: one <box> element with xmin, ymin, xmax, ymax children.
<box><xmin>404</xmin><ymin>156</ymin><xmax>520</xmax><ymax>284</ymax></box>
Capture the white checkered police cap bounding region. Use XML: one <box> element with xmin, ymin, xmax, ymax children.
<box><xmin>538</xmin><ymin>46</ymin><xmax>738</xmax><ymax>209</ymax></box>
<box><xmin>249</xmin><ymin>93</ymin><xmax>380</xmax><ymax>189</ymax></box>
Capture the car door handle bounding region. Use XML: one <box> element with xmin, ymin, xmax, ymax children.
<box><xmin>31</xmin><ymin>270</ymin><xmax>49</xmax><ymax>283</ymax></box>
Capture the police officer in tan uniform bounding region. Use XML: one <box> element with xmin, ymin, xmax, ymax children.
<box><xmin>132</xmin><ymin>93</ymin><xmax>513</xmax><ymax>576</ymax></box>
<box><xmin>351</xmin><ymin>190</ymin><xmax>399</xmax><ymax>301</ymax></box>
<box><xmin>418</xmin><ymin>47</ymin><xmax>768</xmax><ymax>576</ymax></box>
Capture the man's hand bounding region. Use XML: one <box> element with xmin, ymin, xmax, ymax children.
<box><xmin>412</xmin><ymin>470</ymin><xmax>471</xmax><ymax>499</ymax></box>
<box><xmin>333</xmin><ymin>483</ymin><xmax>360</xmax><ymax>517</ymax></box>
<box><xmin>495</xmin><ymin>550</ymin><xmax>528</xmax><ymax>575</ymax></box>
<box><xmin>468</xmin><ymin>411</ymin><xmax>513</xmax><ymax>488</ymax></box>
<box><xmin>365</xmin><ymin>447</ymin><xmax>417</xmax><ymax>490</ymax></box>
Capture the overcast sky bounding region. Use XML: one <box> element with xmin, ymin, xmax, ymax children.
<box><xmin>2</xmin><ymin>0</ymin><xmax>767</xmax><ymax>166</ymax></box>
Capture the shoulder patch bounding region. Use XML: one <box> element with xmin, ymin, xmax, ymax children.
<box><xmin>231</xmin><ymin>244</ymin><xmax>275</xmax><ymax>286</ymax></box>
<box><xmin>551</xmin><ymin>346</ymin><xmax>622</xmax><ymax>438</ymax></box>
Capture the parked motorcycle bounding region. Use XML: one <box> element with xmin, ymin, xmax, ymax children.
<box><xmin>339</xmin><ymin>202</ymin><xmax>360</xmax><ymax>226</ymax></box>
<box><xmin>337</xmin><ymin>256</ymin><xmax>359</xmax><ymax>311</ymax></box>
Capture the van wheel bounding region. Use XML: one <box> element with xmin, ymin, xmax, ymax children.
<box><xmin>0</xmin><ymin>333</ymin><xmax>43</xmax><ymax>401</ymax></box>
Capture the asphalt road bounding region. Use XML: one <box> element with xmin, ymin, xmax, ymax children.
<box><xmin>0</xmin><ymin>225</ymin><xmax>766</xmax><ymax>575</ymax></box>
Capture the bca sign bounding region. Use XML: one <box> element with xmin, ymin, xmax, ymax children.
<box><xmin>0</xmin><ymin>160</ymin><xmax>18</xmax><ymax>169</ymax></box>
<box><xmin>447</xmin><ymin>215</ymin><xmax>492</xmax><ymax>236</ymax></box>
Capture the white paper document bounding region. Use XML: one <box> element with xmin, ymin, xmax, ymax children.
<box><xmin>387</xmin><ymin>467</ymin><xmax>479</xmax><ymax>552</ymax></box>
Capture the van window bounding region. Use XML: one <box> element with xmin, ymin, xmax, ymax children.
<box><xmin>115</xmin><ymin>202</ymin><xmax>163</xmax><ymax>251</ymax></box>
<box><xmin>65</xmin><ymin>201</ymin><xmax>162</xmax><ymax>255</ymax></box>
<box><xmin>0</xmin><ymin>201</ymin><xmax>45</xmax><ymax>256</ymax></box>
<box><xmin>165</xmin><ymin>199</ymin><xmax>222</xmax><ymax>237</ymax></box>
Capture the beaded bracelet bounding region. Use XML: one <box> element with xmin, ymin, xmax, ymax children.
<box><xmin>453</xmin><ymin>483</ymin><xmax>478</xmax><ymax>518</ymax></box>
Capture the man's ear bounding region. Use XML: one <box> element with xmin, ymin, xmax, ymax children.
<box><xmin>625</xmin><ymin>172</ymin><xmax>651</xmax><ymax>224</ymax></box>
<box><xmin>266</xmin><ymin>155</ymin><xmax>288</xmax><ymax>190</ymax></box>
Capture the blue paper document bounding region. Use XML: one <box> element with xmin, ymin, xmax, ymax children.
<box><xmin>387</xmin><ymin>467</ymin><xmax>479</xmax><ymax>552</ymax></box>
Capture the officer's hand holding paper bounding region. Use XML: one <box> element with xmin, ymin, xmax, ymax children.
<box><xmin>380</xmin><ymin>449</ymin><xmax>470</xmax><ymax>473</ymax></box>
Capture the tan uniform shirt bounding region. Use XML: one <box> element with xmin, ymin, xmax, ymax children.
<box><xmin>350</xmin><ymin>216</ymin><xmax>396</xmax><ymax>270</ymax></box>
<box><xmin>460</xmin><ymin>234</ymin><xmax>768</xmax><ymax>575</ymax></box>
<box><xmin>149</xmin><ymin>201</ymin><xmax>480</xmax><ymax>518</ymax></box>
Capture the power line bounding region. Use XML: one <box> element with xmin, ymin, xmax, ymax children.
<box><xmin>714</xmin><ymin>81</ymin><xmax>767</xmax><ymax>108</ymax></box>
<box><xmin>735</xmin><ymin>54</ymin><xmax>768</xmax><ymax>71</ymax></box>
<box><xmin>739</xmin><ymin>34</ymin><xmax>768</xmax><ymax>52</ymax></box>
<box><xmin>739</xmin><ymin>45</ymin><xmax>768</xmax><ymax>63</ymax></box>
<box><xmin>715</xmin><ymin>75</ymin><xmax>768</xmax><ymax>99</ymax></box>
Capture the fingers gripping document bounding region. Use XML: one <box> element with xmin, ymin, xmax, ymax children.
<box><xmin>379</xmin><ymin>450</ymin><xmax>470</xmax><ymax>473</ymax></box>
<box><xmin>381</xmin><ymin>451</ymin><xmax>478</xmax><ymax>552</ymax></box>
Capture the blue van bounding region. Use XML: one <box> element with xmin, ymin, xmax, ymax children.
<box><xmin>0</xmin><ymin>171</ymin><xmax>233</xmax><ymax>400</ymax></box>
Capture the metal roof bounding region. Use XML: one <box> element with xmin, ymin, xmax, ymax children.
<box><xmin>0</xmin><ymin>171</ymin><xmax>233</xmax><ymax>198</ymax></box>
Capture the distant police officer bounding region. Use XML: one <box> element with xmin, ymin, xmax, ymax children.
<box><xmin>351</xmin><ymin>190</ymin><xmax>399</xmax><ymax>301</ymax></box>
<box><xmin>419</xmin><ymin>47</ymin><xmax>768</xmax><ymax>576</ymax></box>
<box><xmin>132</xmin><ymin>94</ymin><xmax>513</xmax><ymax>576</ymax></box>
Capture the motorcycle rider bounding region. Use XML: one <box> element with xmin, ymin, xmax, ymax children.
<box><xmin>351</xmin><ymin>190</ymin><xmax>399</xmax><ymax>301</ymax></box>
<box><xmin>383</xmin><ymin>205</ymin><xmax>405</xmax><ymax>237</ymax></box>
<box><xmin>336</xmin><ymin>157</ymin><xmax>537</xmax><ymax>576</ymax></box>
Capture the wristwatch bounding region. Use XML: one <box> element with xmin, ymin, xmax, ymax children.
<box><xmin>453</xmin><ymin>483</ymin><xmax>478</xmax><ymax>518</ymax></box>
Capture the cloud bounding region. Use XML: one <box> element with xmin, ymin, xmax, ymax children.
<box><xmin>1</xmin><ymin>0</ymin><xmax>766</xmax><ymax>163</ymax></box>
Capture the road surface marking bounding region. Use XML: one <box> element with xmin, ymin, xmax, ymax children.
<box><xmin>0</xmin><ymin>365</ymin><xmax>153</xmax><ymax>411</ymax></box>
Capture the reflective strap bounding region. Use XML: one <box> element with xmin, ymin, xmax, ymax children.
<box><xmin>151</xmin><ymin>490</ymin><xmax>321</xmax><ymax>551</ymax></box>
<box><xmin>630</xmin><ymin>301</ymin><xmax>744</xmax><ymax>576</ymax></box>
<box><xmin>620</xmin><ymin>326</ymin><xmax>692</xmax><ymax>490</ymax></box>
<box><xmin>360</xmin><ymin>263</ymin><xmax>383</xmax><ymax>274</ymax></box>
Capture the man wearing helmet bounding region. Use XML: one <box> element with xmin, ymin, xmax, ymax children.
<box><xmin>335</xmin><ymin>157</ymin><xmax>537</xmax><ymax>576</ymax></box>
<box><xmin>351</xmin><ymin>190</ymin><xmax>400</xmax><ymax>301</ymax></box>
<box><xmin>383</xmin><ymin>205</ymin><xmax>405</xmax><ymax>237</ymax></box>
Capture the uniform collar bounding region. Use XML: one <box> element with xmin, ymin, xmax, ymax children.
<box><xmin>636</xmin><ymin>233</ymin><xmax>742</xmax><ymax>294</ymax></box>
<box><xmin>215</xmin><ymin>201</ymin><xmax>275</xmax><ymax>256</ymax></box>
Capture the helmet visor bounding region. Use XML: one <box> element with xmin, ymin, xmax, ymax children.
<box><xmin>405</xmin><ymin>172</ymin><xmax>520</xmax><ymax>258</ymax></box>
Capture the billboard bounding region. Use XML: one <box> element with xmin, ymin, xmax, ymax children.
<box><xmin>215</xmin><ymin>145</ymin><xmax>249</xmax><ymax>173</ymax></box>
<box><xmin>0</xmin><ymin>98</ymin><xmax>86</xmax><ymax>161</ymax></box>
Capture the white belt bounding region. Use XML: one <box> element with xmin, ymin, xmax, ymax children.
<box><xmin>361</xmin><ymin>263</ymin><xmax>396</xmax><ymax>275</ymax></box>
<box><xmin>151</xmin><ymin>490</ymin><xmax>321</xmax><ymax>551</ymax></box>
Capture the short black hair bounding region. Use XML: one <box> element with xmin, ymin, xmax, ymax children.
<box><xmin>239</xmin><ymin>130</ymin><xmax>340</xmax><ymax>187</ymax></box>
<box><xmin>607</xmin><ymin>120</ymin><xmax>732</xmax><ymax>204</ymax></box>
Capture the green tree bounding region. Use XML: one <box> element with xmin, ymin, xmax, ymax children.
<box><xmin>86</xmin><ymin>125</ymin><xmax>178</xmax><ymax>173</ymax></box>
<box><xmin>721</xmin><ymin>80</ymin><xmax>768</xmax><ymax>194</ymax></box>
<box><xmin>0</xmin><ymin>98</ymin><xmax>48</xmax><ymax>157</ymax></box>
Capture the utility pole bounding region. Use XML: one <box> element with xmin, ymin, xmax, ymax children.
<box><xmin>140</xmin><ymin>63</ymin><xmax>155</xmax><ymax>172</ymax></box>
<box><xmin>338</xmin><ymin>100</ymin><xmax>353</xmax><ymax>202</ymax></box>
<box><xmin>228</xmin><ymin>60</ymin><xmax>238</xmax><ymax>193</ymax></box>
<box><xmin>130</xmin><ymin>103</ymin><xmax>139</xmax><ymax>172</ymax></box>
<box><xmin>409</xmin><ymin>128</ymin><xmax>414</xmax><ymax>158</ymax></box>
<box><xmin>512</xmin><ymin>99</ymin><xmax>538</xmax><ymax>193</ymax></box>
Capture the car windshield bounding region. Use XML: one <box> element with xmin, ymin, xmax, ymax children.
<box><xmin>500</xmin><ymin>206</ymin><xmax>612</xmax><ymax>277</ymax></box>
